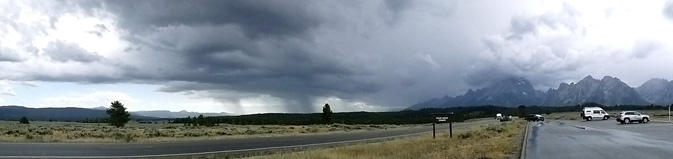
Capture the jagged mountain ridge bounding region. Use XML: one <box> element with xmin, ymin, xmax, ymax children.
<box><xmin>636</xmin><ymin>78</ymin><xmax>673</xmax><ymax>105</ymax></box>
<box><xmin>544</xmin><ymin>75</ymin><xmax>647</xmax><ymax>106</ymax></box>
<box><xmin>409</xmin><ymin>75</ymin><xmax>657</xmax><ymax>110</ymax></box>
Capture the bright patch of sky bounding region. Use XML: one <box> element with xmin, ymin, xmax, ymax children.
<box><xmin>0</xmin><ymin>82</ymin><xmax>225</xmax><ymax>113</ymax></box>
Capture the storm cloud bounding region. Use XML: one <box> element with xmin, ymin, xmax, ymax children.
<box><xmin>94</xmin><ymin>0</ymin><xmax>393</xmax><ymax>112</ymax></box>
<box><xmin>103</xmin><ymin>0</ymin><xmax>321</xmax><ymax>39</ymax></box>
<box><xmin>1</xmin><ymin>0</ymin><xmax>673</xmax><ymax>113</ymax></box>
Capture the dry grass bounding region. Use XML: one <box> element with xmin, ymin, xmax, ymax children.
<box><xmin>245</xmin><ymin>120</ymin><xmax>525</xmax><ymax>159</ymax></box>
<box><xmin>0</xmin><ymin>121</ymin><xmax>417</xmax><ymax>143</ymax></box>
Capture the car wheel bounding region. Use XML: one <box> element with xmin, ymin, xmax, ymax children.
<box><xmin>625</xmin><ymin>118</ymin><xmax>630</xmax><ymax>124</ymax></box>
<box><xmin>603</xmin><ymin>116</ymin><xmax>608</xmax><ymax>120</ymax></box>
<box><xmin>643</xmin><ymin>118</ymin><xmax>649</xmax><ymax>123</ymax></box>
<box><xmin>587</xmin><ymin>117</ymin><xmax>592</xmax><ymax>121</ymax></box>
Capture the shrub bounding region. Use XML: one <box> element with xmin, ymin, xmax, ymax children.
<box><xmin>458</xmin><ymin>132</ymin><xmax>472</xmax><ymax>139</ymax></box>
<box><xmin>19</xmin><ymin>117</ymin><xmax>30</xmax><ymax>124</ymax></box>
<box><xmin>113</xmin><ymin>132</ymin><xmax>135</xmax><ymax>142</ymax></box>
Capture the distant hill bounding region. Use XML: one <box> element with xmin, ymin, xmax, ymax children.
<box><xmin>0</xmin><ymin>106</ymin><xmax>157</xmax><ymax>121</ymax></box>
<box><xmin>409</xmin><ymin>75</ymin><xmax>654</xmax><ymax>110</ymax></box>
<box><xmin>132</xmin><ymin>110</ymin><xmax>231</xmax><ymax>118</ymax></box>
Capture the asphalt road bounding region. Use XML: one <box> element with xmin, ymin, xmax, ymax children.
<box><xmin>525</xmin><ymin>119</ymin><xmax>673</xmax><ymax>159</ymax></box>
<box><xmin>0</xmin><ymin>120</ymin><xmax>495</xmax><ymax>158</ymax></box>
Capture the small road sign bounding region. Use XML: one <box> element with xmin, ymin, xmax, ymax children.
<box><xmin>431</xmin><ymin>113</ymin><xmax>454</xmax><ymax>138</ymax></box>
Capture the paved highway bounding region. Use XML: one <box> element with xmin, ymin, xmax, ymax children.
<box><xmin>0</xmin><ymin>120</ymin><xmax>496</xmax><ymax>158</ymax></box>
<box><xmin>525</xmin><ymin>119</ymin><xmax>673</xmax><ymax>159</ymax></box>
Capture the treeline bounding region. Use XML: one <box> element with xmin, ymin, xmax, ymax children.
<box><xmin>172</xmin><ymin>115</ymin><xmax>220</xmax><ymax>126</ymax></box>
<box><xmin>79</xmin><ymin>118</ymin><xmax>108</xmax><ymax>123</ymax></box>
<box><xmin>170</xmin><ymin>106</ymin><xmax>510</xmax><ymax>125</ymax></box>
<box><xmin>168</xmin><ymin>106</ymin><xmax>522</xmax><ymax>125</ymax></box>
<box><xmin>170</xmin><ymin>103</ymin><xmax>671</xmax><ymax>125</ymax></box>
<box><xmin>16</xmin><ymin>103</ymin><xmax>666</xmax><ymax>125</ymax></box>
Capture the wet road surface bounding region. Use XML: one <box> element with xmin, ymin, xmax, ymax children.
<box><xmin>525</xmin><ymin>120</ymin><xmax>673</xmax><ymax>159</ymax></box>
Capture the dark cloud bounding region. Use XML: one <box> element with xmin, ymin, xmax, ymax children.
<box><xmin>95</xmin><ymin>0</ymin><xmax>495</xmax><ymax>112</ymax></box>
<box><xmin>101</xmin><ymin>0</ymin><xmax>321</xmax><ymax>39</ymax></box>
<box><xmin>463</xmin><ymin>66</ymin><xmax>518</xmax><ymax>88</ymax></box>
<box><xmin>66</xmin><ymin>0</ymin><xmax>416</xmax><ymax>112</ymax></box>
<box><xmin>382</xmin><ymin>0</ymin><xmax>413</xmax><ymax>24</ymax></box>
<box><xmin>150</xmin><ymin>37</ymin><xmax>383</xmax><ymax>100</ymax></box>
<box><xmin>385</xmin><ymin>0</ymin><xmax>411</xmax><ymax>13</ymax></box>
<box><xmin>43</xmin><ymin>41</ymin><xmax>102</xmax><ymax>63</ymax></box>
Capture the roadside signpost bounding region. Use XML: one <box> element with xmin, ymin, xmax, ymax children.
<box><xmin>431</xmin><ymin>113</ymin><xmax>454</xmax><ymax>138</ymax></box>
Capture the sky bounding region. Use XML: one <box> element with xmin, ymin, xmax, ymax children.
<box><xmin>1</xmin><ymin>0</ymin><xmax>673</xmax><ymax>114</ymax></box>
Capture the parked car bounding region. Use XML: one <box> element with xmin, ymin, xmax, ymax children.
<box><xmin>616</xmin><ymin>111</ymin><xmax>650</xmax><ymax>124</ymax></box>
<box><xmin>526</xmin><ymin>114</ymin><xmax>544</xmax><ymax>122</ymax></box>
<box><xmin>499</xmin><ymin>115</ymin><xmax>512</xmax><ymax>122</ymax></box>
<box><xmin>581</xmin><ymin>107</ymin><xmax>610</xmax><ymax>121</ymax></box>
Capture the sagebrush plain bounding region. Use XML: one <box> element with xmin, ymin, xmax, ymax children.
<box><xmin>0</xmin><ymin>121</ymin><xmax>416</xmax><ymax>143</ymax></box>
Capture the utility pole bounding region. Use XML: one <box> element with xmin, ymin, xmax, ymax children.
<box><xmin>669</xmin><ymin>104</ymin><xmax>671</xmax><ymax>122</ymax></box>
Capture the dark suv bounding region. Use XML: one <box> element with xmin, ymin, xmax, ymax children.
<box><xmin>526</xmin><ymin>114</ymin><xmax>544</xmax><ymax>122</ymax></box>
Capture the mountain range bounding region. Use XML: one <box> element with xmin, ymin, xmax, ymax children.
<box><xmin>0</xmin><ymin>106</ymin><xmax>231</xmax><ymax>121</ymax></box>
<box><xmin>409</xmin><ymin>75</ymin><xmax>673</xmax><ymax>109</ymax></box>
<box><xmin>90</xmin><ymin>106</ymin><xmax>232</xmax><ymax>118</ymax></box>
<box><xmin>0</xmin><ymin>106</ymin><xmax>157</xmax><ymax>121</ymax></box>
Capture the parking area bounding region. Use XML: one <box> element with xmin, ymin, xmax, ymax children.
<box><xmin>525</xmin><ymin>119</ymin><xmax>673</xmax><ymax>159</ymax></box>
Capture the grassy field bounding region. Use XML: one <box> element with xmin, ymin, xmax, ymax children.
<box><xmin>0</xmin><ymin>121</ymin><xmax>417</xmax><ymax>143</ymax></box>
<box><xmin>244</xmin><ymin>120</ymin><xmax>525</xmax><ymax>159</ymax></box>
<box><xmin>544</xmin><ymin>110</ymin><xmax>672</xmax><ymax>121</ymax></box>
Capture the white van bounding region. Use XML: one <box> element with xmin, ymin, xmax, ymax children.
<box><xmin>581</xmin><ymin>107</ymin><xmax>610</xmax><ymax>121</ymax></box>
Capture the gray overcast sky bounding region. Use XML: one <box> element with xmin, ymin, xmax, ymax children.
<box><xmin>1</xmin><ymin>0</ymin><xmax>673</xmax><ymax>114</ymax></box>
